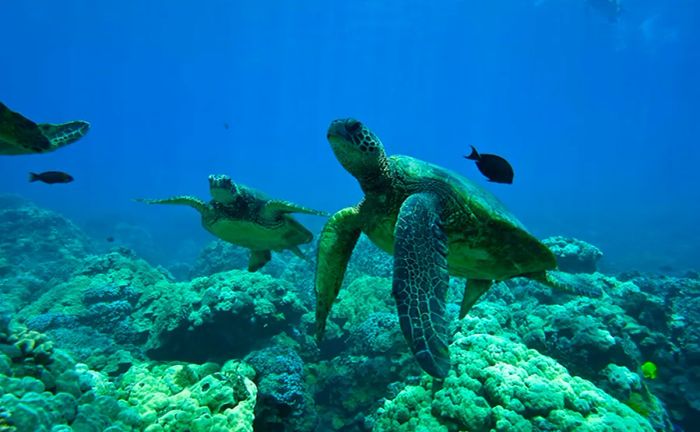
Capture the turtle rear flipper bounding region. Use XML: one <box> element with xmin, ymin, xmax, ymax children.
<box><xmin>37</xmin><ymin>120</ymin><xmax>90</xmax><ymax>151</ymax></box>
<box><xmin>459</xmin><ymin>279</ymin><xmax>492</xmax><ymax>319</ymax></box>
<box><xmin>248</xmin><ymin>250</ymin><xmax>271</xmax><ymax>272</ymax></box>
<box><xmin>315</xmin><ymin>207</ymin><xmax>361</xmax><ymax>340</ymax></box>
<box><xmin>265</xmin><ymin>200</ymin><xmax>329</xmax><ymax>218</ymax></box>
<box><xmin>393</xmin><ymin>192</ymin><xmax>450</xmax><ymax>378</ymax></box>
<box><xmin>136</xmin><ymin>196</ymin><xmax>208</xmax><ymax>214</ymax></box>
<box><xmin>0</xmin><ymin>102</ymin><xmax>51</xmax><ymax>153</ymax></box>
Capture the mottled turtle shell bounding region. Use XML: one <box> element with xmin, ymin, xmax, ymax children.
<box><xmin>360</xmin><ymin>155</ymin><xmax>556</xmax><ymax>281</ymax></box>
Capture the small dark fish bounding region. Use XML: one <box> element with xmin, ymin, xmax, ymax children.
<box><xmin>464</xmin><ymin>146</ymin><xmax>514</xmax><ymax>184</ymax></box>
<box><xmin>29</xmin><ymin>171</ymin><xmax>74</xmax><ymax>184</ymax></box>
<box><xmin>106</xmin><ymin>236</ymin><xmax>115</xmax><ymax>243</ymax></box>
<box><xmin>224</xmin><ymin>122</ymin><xmax>230</xmax><ymax>130</ymax></box>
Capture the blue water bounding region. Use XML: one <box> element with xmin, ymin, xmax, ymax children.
<box><xmin>1</xmin><ymin>0</ymin><xmax>698</xmax><ymax>271</ymax></box>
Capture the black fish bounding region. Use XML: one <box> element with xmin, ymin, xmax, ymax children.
<box><xmin>106</xmin><ymin>236</ymin><xmax>115</xmax><ymax>243</ymax></box>
<box><xmin>224</xmin><ymin>122</ymin><xmax>230</xmax><ymax>130</ymax></box>
<box><xmin>29</xmin><ymin>171</ymin><xmax>74</xmax><ymax>184</ymax></box>
<box><xmin>464</xmin><ymin>146</ymin><xmax>514</xmax><ymax>184</ymax></box>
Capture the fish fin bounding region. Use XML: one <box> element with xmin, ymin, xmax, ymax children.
<box><xmin>29</xmin><ymin>173</ymin><xmax>39</xmax><ymax>182</ymax></box>
<box><xmin>465</xmin><ymin>145</ymin><xmax>480</xmax><ymax>161</ymax></box>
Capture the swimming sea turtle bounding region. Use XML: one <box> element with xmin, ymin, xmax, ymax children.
<box><xmin>315</xmin><ymin>119</ymin><xmax>564</xmax><ymax>378</ymax></box>
<box><xmin>139</xmin><ymin>174</ymin><xmax>327</xmax><ymax>271</ymax></box>
<box><xmin>0</xmin><ymin>102</ymin><xmax>90</xmax><ymax>155</ymax></box>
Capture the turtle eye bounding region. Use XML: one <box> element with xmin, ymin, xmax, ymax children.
<box><xmin>346</xmin><ymin>120</ymin><xmax>361</xmax><ymax>134</ymax></box>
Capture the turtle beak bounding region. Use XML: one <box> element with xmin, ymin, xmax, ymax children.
<box><xmin>327</xmin><ymin>118</ymin><xmax>362</xmax><ymax>141</ymax></box>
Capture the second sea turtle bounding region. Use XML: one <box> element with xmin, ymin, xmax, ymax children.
<box><xmin>139</xmin><ymin>174</ymin><xmax>327</xmax><ymax>271</ymax></box>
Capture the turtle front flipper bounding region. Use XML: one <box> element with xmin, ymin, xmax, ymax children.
<box><xmin>459</xmin><ymin>279</ymin><xmax>492</xmax><ymax>319</ymax></box>
<box><xmin>0</xmin><ymin>102</ymin><xmax>51</xmax><ymax>153</ymax></box>
<box><xmin>315</xmin><ymin>206</ymin><xmax>361</xmax><ymax>340</ymax></box>
<box><xmin>265</xmin><ymin>200</ymin><xmax>329</xmax><ymax>217</ymax></box>
<box><xmin>393</xmin><ymin>192</ymin><xmax>451</xmax><ymax>378</ymax></box>
<box><xmin>37</xmin><ymin>120</ymin><xmax>90</xmax><ymax>152</ymax></box>
<box><xmin>248</xmin><ymin>250</ymin><xmax>271</xmax><ymax>272</ymax></box>
<box><xmin>136</xmin><ymin>196</ymin><xmax>208</xmax><ymax>214</ymax></box>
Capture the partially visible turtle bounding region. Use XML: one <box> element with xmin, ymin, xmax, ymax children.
<box><xmin>139</xmin><ymin>174</ymin><xmax>327</xmax><ymax>271</ymax></box>
<box><xmin>316</xmin><ymin>119</ymin><xmax>566</xmax><ymax>378</ymax></box>
<box><xmin>0</xmin><ymin>102</ymin><xmax>90</xmax><ymax>155</ymax></box>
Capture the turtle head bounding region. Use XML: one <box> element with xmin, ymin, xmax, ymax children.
<box><xmin>327</xmin><ymin>119</ymin><xmax>388</xmax><ymax>182</ymax></box>
<box><xmin>208</xmin><ymin>174</ymin><xmax>239</xmax><ymax>204</ymax></box>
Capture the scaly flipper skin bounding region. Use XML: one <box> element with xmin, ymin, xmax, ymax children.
<box><xmin>393</xmin><ymin>193</ymin><xmax>450</xmax><ymax>378</ymax></box>
<box><xmin>265</xmin><ymin>200</ymin><xmax>329</xmax><ymax>218</ymax></box>
<box><xmin>315</xmin><ymin>206</ymin><xmax>362</xmax><ymax>340</ymax></box>
<box><xmin>135</xmin><ymin>196</ymin><xmax>208</xmax><ymax>214</ymax></box>
<box><xmin>459</xmin><ymin>279</ymin><xmax>492</xmax><ymax>319</ymax></box>
<box><xmin>248</xmin><ymin>250</ymin><xmax>272</xmax><ymax>272</ymax></box>
<box><xmin>0</xmin><ymin>102</ymin><xmax>51</xmax><ymax>153</ymax></box>
<box><xmin>37</xmin><ymin>121</ymin><xmax>90</xmax><ymax>151</ymax></box>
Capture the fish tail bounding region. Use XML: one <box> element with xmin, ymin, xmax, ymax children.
<box><xmin>465</xmin><ymin>145</ymin><xmax>480</xmax><ymax>160</ymax></box>
<box><xmin>29</xmin><ymin>172</ymin><xmax>39</xmax><ymax>182</ymax></box>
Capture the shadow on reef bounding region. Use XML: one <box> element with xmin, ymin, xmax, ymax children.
<box><xmin>2</xmin><ymin>196</ymin><xmax>699</xmax><ymax>431</ymax></box>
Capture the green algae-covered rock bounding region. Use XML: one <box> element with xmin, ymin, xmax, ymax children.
<box><xmin>373</xmin><ymin>333</ymin><xmax>657</xmax><ymax>432</ymax></box>
<box><xmin>116</xmin><ymin>361</ymin><xmax>256</xmax><ymax>432</ymax></box>
<box><xmin>142</xmin><ymin>269</ymin><xmax>306</xmax><ymax>361</ymax></box>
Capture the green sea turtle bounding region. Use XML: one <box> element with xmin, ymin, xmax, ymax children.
<box><xmin>0</xmin><ymin>102</ymin><xmax>90</xmax><ymax>155</ymax></box>
<box><xmin>316</xmin><ymin>119</ymin><xmax>564</xmax><ymax>378</ymax></box>
<box><xmin>139</xmin><ymin>174</ymin><xmax>327</xmax><ymax>271</ymax></box>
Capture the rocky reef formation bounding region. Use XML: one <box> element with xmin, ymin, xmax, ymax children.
<box><xmin>0</xmin><ymin>317</ymin><xmax>256</xmax><ymax>431</ymax></box>
<box><xmin>0</xmin><ymin>195</ymin><xmax>94</xmax><ymax>311</ymax></box>
<box><xmin>2</xmin><ymin>197</ymin><xmax>697</xmax><ymax>431</ymax></box>
<box><xmin>373</xmin><ymin>333</ymin><xmax>657</xmax><ymax>431</ymax></box>
<box><xmin>543</xmin><ymin>236</ymin><xmax>603</xmax><ymax>273</ymax></box>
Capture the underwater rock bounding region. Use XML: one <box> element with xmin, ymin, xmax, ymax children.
<box><xmin>187</xmin><ymin>239</ymin><xmax>303</xmax><ymax>281</ymax></box>
<box><xmin>19</xmin><ymin>250</ymin><xmax>169</xmax><ymax>363</ymax></box>
<box><xmin>143</xmin><ymin>270</ymin><xmax>306</xmax><ymax>363</ymax></box>
<box><xmin>372</xmin><ymin>332</ymin><xmax>658</xmax><ymax>432</ymax></box>
<box><xmin>600</xmin><ymin>364</ymin><xmax>673</xmax><ymax>431</ymax></box>
<box><xmin>345</xmin><ymin>235</ymin><xmax>393</xmax><ymax>279</ymax></box>
<box><xmin>0</xmin><ymin>321</ymin><xmax>129</xmax><ymax>431</ymax></box>
<box><xmin>245</xmin><ymin>345</ymin><xmax>317</xmax><ymax>432</ymax></box>
<box><xmin>0</xmin><ymin>195</ymin><xmax>94</xmax><ymax>310</ymax></box>
<box><xmin>543</xmin><ymin>236</ymin><xmax>603</xmax><ymax>273</ymax></box>
<box><xmin>116</xmin><ymin>361</ymin><xmax>257</xmax><ymax>432</ymax></box>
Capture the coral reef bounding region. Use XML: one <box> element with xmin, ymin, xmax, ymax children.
<box><xmin>0</xmin><ymin>320</ymin><xmax>127</xmax><ymax>431</ymax></box>
<box><xmin>4</xmin><ymin>198</ymin><xmax>697</xmax><ymax>431</ymax></box>
<box><xmin>543</xmin><ymin>236</ymin><xmax>603</xmax><ymax>273</ymax></box>
<box><xmin>373</xmin><ymin>332</ymin><xmax>657</xmax><ymax>431</ymax></box>
<box><xmin>115</xmin><ymin>361</ymin><xmax>257</xmax><ymax>432</ymax></box>
<box><xmin>0</xmin><ymin>195</ymin><xmax>94</xmax><ymax>309</ymax></box>
<box><xmin>245</xmin><ymin>345</ymin><xmax>317</xmax><ymax>431</ymax></box>
<box><xmin>0</xmin><ymin>317</ymin><xmax>257</xmax><ymax>431</ymax></box>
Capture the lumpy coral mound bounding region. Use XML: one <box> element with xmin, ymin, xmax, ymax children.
<box><xmin>373</xmin><ymin>332</ymin><xmax>655</xmax><ymax>432</ymax></box>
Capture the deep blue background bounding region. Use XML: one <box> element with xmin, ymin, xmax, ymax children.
<box><xmin>1</xmin><ymin>1</ymin><xmax>698</xmax><ymax>271</ymax></box>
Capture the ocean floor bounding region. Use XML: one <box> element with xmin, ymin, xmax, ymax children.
<box><xmin>0</xmin><ymin>194</ymin><xmax>698</xmax><ymax>432</ymax></box>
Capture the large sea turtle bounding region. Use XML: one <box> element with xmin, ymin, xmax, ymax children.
<box><xmin>139</xmin><ymin>174</ymin><xmax>327</xmax><ymax>271</ymax></box>
<box><xmin>0</xmin><ymin>102</ymin><xmax>90</xmax><ymax>155</ymax></box>
<box><xmin>315</xmin><ymin>119</ymin><xmax>563</xmax><ymax>378</ymax></box>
